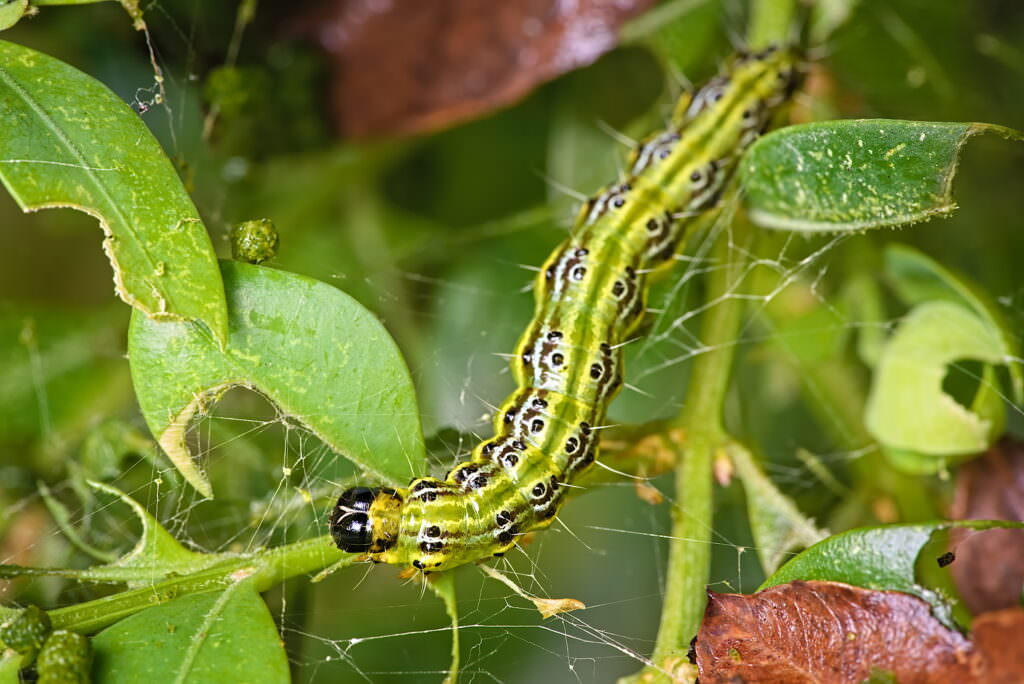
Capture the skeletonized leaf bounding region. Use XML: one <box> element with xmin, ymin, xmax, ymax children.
<box><xmin>128</xmin><ymin>261</ymin><xmax>424</xmax><ymax>498</ymax></box>
<box><xmin>742</xmin><ymin>120</ymin><xmax>1021</xmax><ymax>232</ymax></box>
<box><xmin>0</xmin><ymin>40</ymin><xmax>228</xmax><ymax>343</ymax></box>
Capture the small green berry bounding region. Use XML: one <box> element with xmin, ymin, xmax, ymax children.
<box><xmin>0</xmin><ymin>605</ymin><xmax>51</xmax><ymax>654</ymax></box>
<box><xmin>36</xmin><ymin>630</ymin><xmax>92</xmax><ymax>684</ymax></box>
<box><xmin>230</xmin><ymin>218</ymin><xmax>279</xmax><ymax>264</ymax></box>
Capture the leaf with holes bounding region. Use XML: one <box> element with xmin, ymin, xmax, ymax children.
<box><xmin>741</xmin><ymin>120</ymin><xmax>1022</xmax><ymax>232</ymax></box>
<box><xmin>0</xmin><ymin>40</ymin><xmax>227</xmax><ymax>343</ymax></box>
<box><xmin>91</xmin><ymin>585</ymin><xmax>289</xmax><ymax>683</ymax></box>
<box><xmin>884</xmin><ymin>243</ymin><xmax>1023</xmax><ymax>402</ymax></box>
<box><xmin>865</xmin><ymin>300</ymin><xmax>1009</xmax><ymax>472</ymax></box>
<box><xmin>128</xmin><ymin>260</ymin><xmax>424</xmax><ymax>498</ymax></box>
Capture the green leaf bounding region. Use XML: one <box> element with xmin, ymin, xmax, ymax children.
<box><xmin>0</xmin><ymin>651</ymin><xmax>21</xmax><ymax>684</ymax></box>
<box><xmin>741</xmin><ymin>119</ymin><xmax>1022</xmax><ymax>232</ymax></box>
<box><xmin>91</xmin><ymin>585</ymin><xmax>289</xmax><ymax>684</ymax></box>
<box><xmin>760</xmin><ymin>520</ymin><xmax>1024</xmax><ymax>628</ymax></box>
<box><xmin>0</xmin><ymin>40</ymin><xmax>227</xmax><ymax>344</ymax></box>
<box><xmin>0</xmin><ymin>1</ymin><xmax>27</xmax><ymax>31</ymax></box>
<box><xmin>884</xmin><ymin>243</ymin><xmax>1023</xmax><ymax>401</ymax></box>
<box><xmin>864</xmin><ymin>301</ymin><xmax>1008</xmax><ymax>471</ymax></box>
<box><xmin>728</xmin><ymin>443</ymin><xmax>827</xmax><ymax>575</ymax></box>
<box><xmin>35</xmin><ymin>629</ymin><xmax>92</xmax><ymax>684</ymax></box>
<box><xmin>129</xmin><ymin>260</ymin><xmax>424</xmax><ymax>497</ymax></box>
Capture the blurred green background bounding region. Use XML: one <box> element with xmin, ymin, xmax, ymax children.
<box><xmin>1</xmin><ymin>1</ymin><xmax>1023</xmax><ymax>681</ymax></box>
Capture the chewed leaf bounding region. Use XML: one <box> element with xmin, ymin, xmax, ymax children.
<box><xmin>88</xmin><ymin>481</ymin><xmax>208</xmax><ymax>579</ymax></box>
<box><xmin>742</xmin><ymin>120</ymin><xmax>1022</xmax><ymax>232</ymax></box>
<box><xmin>91</xmin><ymin>586</ymin><xmax>289</xmax><ymax>683</ymax></box>
<box><xmin>128</xmin><ymin>260</ymin><xmax>424</xmax><ymax>497</ymax></box>
<box><xmin>728</xmin><ymin>443</ymin><xmax>827</xmax><ymax>575</ymax></box>
<box><xmin>1</xmin><ymin>482</ymin><xmax>216</xmax><ymax>585</ymax></box>
<box><xmin>884</xmin><ymin>243</ymin><xmax>1023</xmax><ymax>402</ymax></box>
<box><xmin>865</xmin><ymin>300</ymin><xmax>1009</xmax><ymax>469</ymax></box>
<box><xmin>760</xmin><ymin>520</ymin><xmax>1024</xmax><ymax>628</ymax></box>
<box><xmin>0</xmin><ymin>40</ymin><xmax>227</xmax><ymax>343</ymax></box>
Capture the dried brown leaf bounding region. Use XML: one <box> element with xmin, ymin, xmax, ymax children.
<box><xmin>532</xmin><ymin>596</ymin><xmax>587</xmax><ymax>619</ymax></box>
<box><xmin>695</xmin><ymin>580</ymin><xmax>985</xmax><ymax>683</ymax></box>
<box><xmin>950</xmin><ymin>437</ymin><xmax>1024</xmax><ymax>614</ymax></box>
<box><xmin>635</xmin><ymin>480</ymin><xmax>665</xmax><ymax>505</ymax></box>
<box><xmin>304</xmin><ymin>0</ymin><xmax>655</xmax><ymax>137</ymax></box>
<box><xmin>969</xmin><ymin>608</ymin><xmax>1024</xmax><ymax>683</ymax></box>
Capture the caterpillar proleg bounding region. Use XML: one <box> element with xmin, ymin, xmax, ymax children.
<box><xmin>331</xmin><ymin>46</ymin><xmax>802</xmax><ymax>572</ymax></box>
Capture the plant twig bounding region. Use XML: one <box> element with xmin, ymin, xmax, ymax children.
<box><xmin>44</xmin><ymin>536</ymin><xmax>346</xmax><ymax>635</ymax></box>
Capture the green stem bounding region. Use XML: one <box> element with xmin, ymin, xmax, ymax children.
<box><xmin>649</xmin><ymin>222</ymin><xmax>751</xmax><ymax>669</ymax></box>
<box><xmin>747</xmin><ymin>0</ymin><xmax>798</xmax><ymax>49</ymax></box>
<box><xmin>632</xmin><ymin>5</ymin><xmax>797</xmax><ymax>678</ymax></box>
<box><xmin>47</xmin><ymin>535</ymin><xmax>345</xmax><ymax>634</ymax></box>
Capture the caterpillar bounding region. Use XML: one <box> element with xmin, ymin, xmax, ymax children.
<box><xmin>331</xmin><ymin>45</ymin><xmax>801</xmax><ymax>573</ymax></box>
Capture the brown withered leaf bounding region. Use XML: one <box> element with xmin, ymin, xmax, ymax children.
<box><xmin>304</xmin><ymin>0</ymin><xmax>655</xmax><ymax>138</ymax></box>
<box><xmin>695</xmin><ymin>580</ymin><xmax>1024</xmax><ymax>683</ymax></box>
<box><xmin>970</xmin><ymin>608</ymin><xmax>1024</xmax><ymax>682</ymax></box>
<box><xmin>949</xmin><ymin>437</ymin><xmax>1024</xmax><ymax>615</ymax></box>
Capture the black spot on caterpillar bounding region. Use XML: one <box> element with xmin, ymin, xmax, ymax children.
<box><xmin>330</xmin><ymin>46</ymin><xmax>803</xmax><ymax>571</ymax></box>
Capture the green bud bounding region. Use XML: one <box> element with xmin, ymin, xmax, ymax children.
<box><xmin>230</xmin><ymin>218</ymin><xmax>279</xmax><ymax>264</ymax></box>
<box><xmin>37</xmin><ymin>630</ymin><xmax>92</xmax><ymax>684</ymax></box>
<box><xmin>0</xmin><ymin>605</ymin><xmax>51</xmax><ymax>654</ymax></box>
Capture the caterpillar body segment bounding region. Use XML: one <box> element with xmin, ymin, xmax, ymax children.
<box><xmin>331</xmin><ymin>45</ymin><xmax>802</xmax><ymax>572</ymax></box>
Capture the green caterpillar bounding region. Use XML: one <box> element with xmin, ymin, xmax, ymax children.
<box><xmin>331</xmin><ymin>46</ymin><xmax>801</xmax><ymax>572</ymax></box>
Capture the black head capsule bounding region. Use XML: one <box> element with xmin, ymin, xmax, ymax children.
<box><xmin>331</xmin><ymin>487</ymin><xmax>381</xmax><ymax>552</ymax></box>
<box><xmin>336</xmin><ymin>486</ymin><xmax>377</xmax><ymax>513</ymax></box>
<box><xmin>330</xmin><ymin>510</ymin><xmax>373</xmax><ymax>552</ymax></box>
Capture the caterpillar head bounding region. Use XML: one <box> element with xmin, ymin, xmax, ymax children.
<box><xmin>330</xmin><ymin>486</ymin><xmax>401</xmax><ymax>554</ymax></box>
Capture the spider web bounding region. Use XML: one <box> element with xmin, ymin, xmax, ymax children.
<box><xmin>3</xmin><ymin>3</ymin><xmax>1023</xmax><ymax>683</ymax></box>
